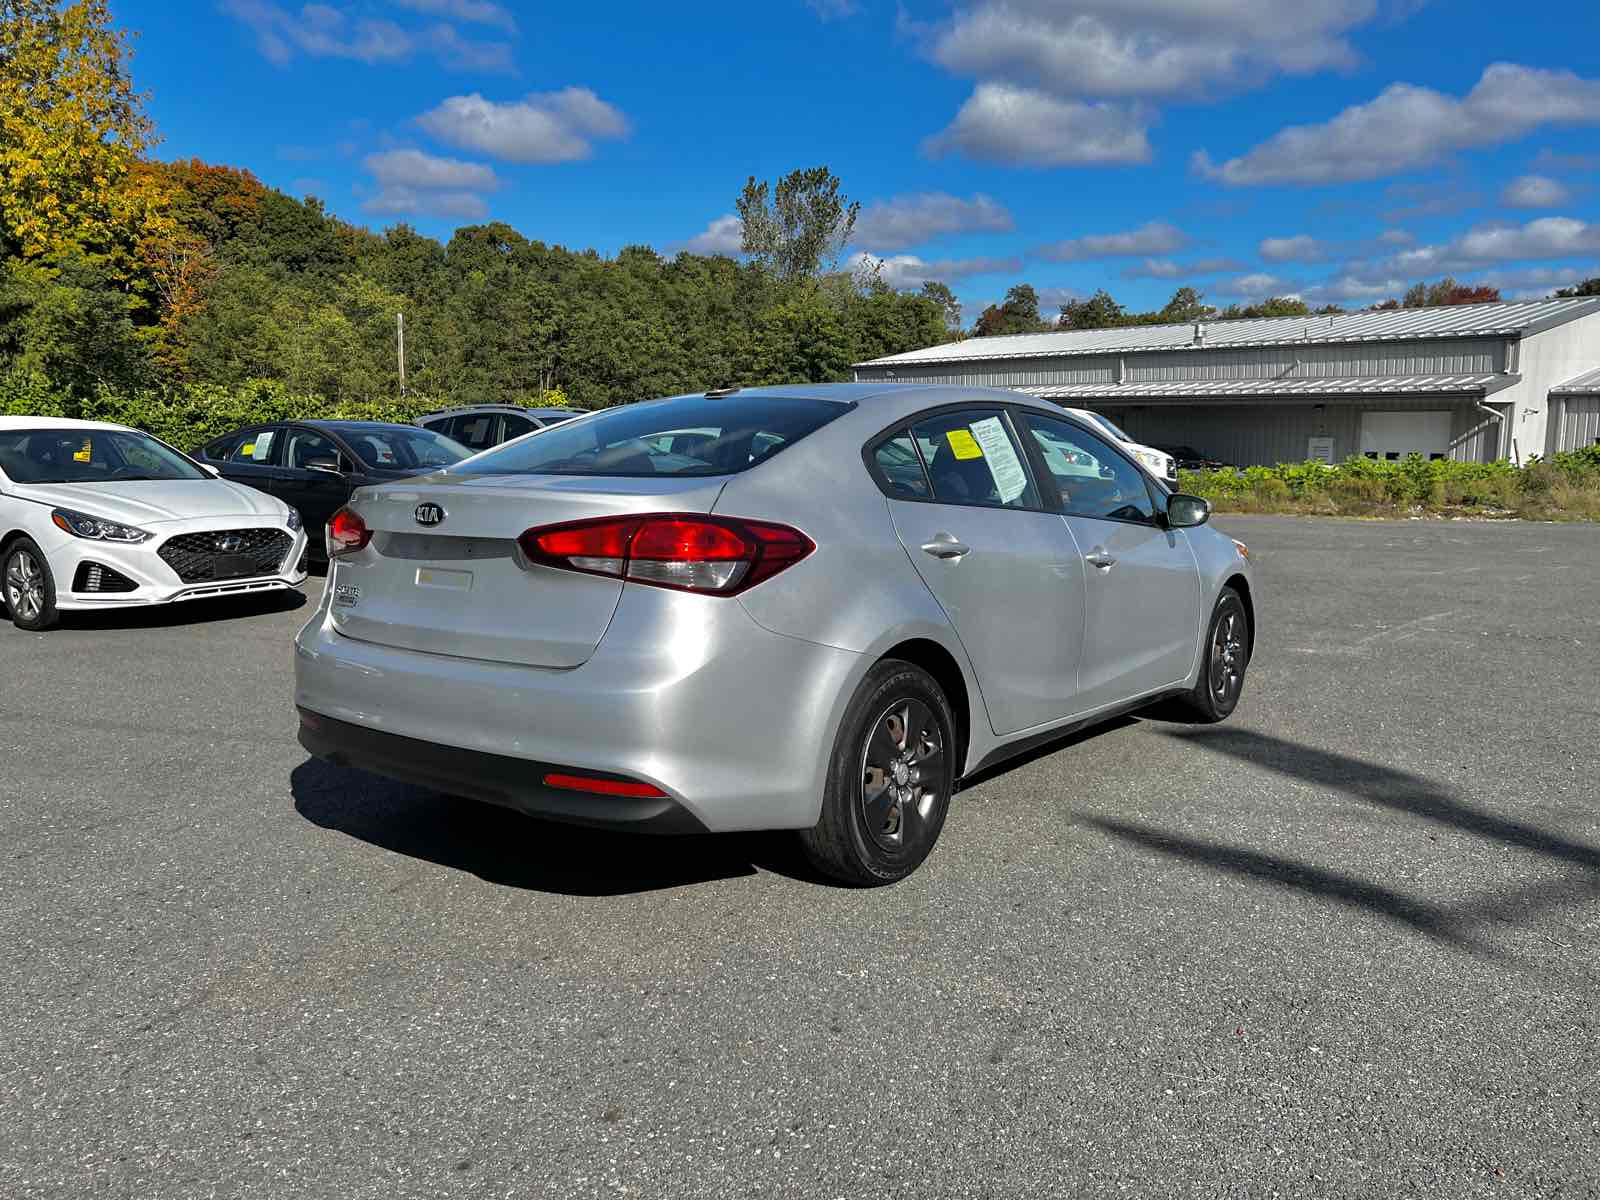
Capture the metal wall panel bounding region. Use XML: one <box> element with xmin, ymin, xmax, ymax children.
<box><xmin>1553</xmin><ymin>395</ymin><xmax>1600</xmax><ymax>450</ymax></box>
<box><xmin>856</xmin><ymin>358</ymin><xmax>1117</xmax><ymax>387</ymax></box>
<box><xmin>1086</xmin><ymin>400</ymin><xmax>1493</xmax><ymax>467</ymax></box>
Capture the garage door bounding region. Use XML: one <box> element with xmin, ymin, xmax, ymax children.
<box><xmin>1360</xmin><ymin>411</ymin><xmax>1453</xmax><ymax>461</ymax></box>
<box><xmin>1555</xmin><ymin>395</ymin><xmax>1600</xmax><ymax>451</ymax></box>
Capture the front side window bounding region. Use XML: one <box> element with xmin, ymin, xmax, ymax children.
<box><xmin>0</xmin><ymin>428</ymin><xmax>208</xmax><ymax>484</ymax></box>
<box><xmin>449</xmin><ymin>395</ymin><xmax>850</xmax><ymax>478</ymax></box>
<box><xmin>285</xmin><ymin>428</ymin><xmax>342</xmax><ymax>471</ymax></box>
<box><xmin>1022</xmin><ymin>413</ymin><xmax>1155</xmax><ymax>524</ymax></box>
<box><xmin>908</xmin><ymin>409</ymin><xmax>1039</xmax><ymax>509</ymax></box>
<box><xmin>342</xmin><ymin>427</ymin><xmax>469</xmax><ymax>471</ymax></box>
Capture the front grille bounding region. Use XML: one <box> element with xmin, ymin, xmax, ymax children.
<box><xmin>158</xmin><ymin>528</ymin><xmax>292</xmax><ymax>584</ymax></box>
<box><xmin>72</xmin><ymin>562</ymin><xmax>139</xmax><ymax>593</ymax></box>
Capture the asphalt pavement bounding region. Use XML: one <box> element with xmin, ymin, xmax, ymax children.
<box><xmin>3</xmin><ymin>516</ymin><xmax>1598</xmax><ymax>1199</ymax></box>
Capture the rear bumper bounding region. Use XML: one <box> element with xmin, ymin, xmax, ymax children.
<box><xmin>296</xmin><ymin>708</ymin><xmax>707</xmax><ymax>833</ymax></box>
<box><xmin>293</xmin><ymin>579</ymin><xmax>867</xmax><ymax>833</ymax></box>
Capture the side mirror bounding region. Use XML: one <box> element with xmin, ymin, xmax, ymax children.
<box><xmin>304</xmin><ymin>456</ymin><xmax>341</xmax><ymax>475</ymax></box>
<box><xmin>1166</xmin><ymin>493</ymin><xmax>1212</xmax><ymax>528</ymax></box>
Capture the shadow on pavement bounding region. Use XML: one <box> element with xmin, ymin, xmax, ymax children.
<box><xmin>56</xmin><ymin>586</ymin><xmax>307</xmax><ymax>631</ymax></box>
<box><xmin>1082</xmin><ymin>724</ymin><xmax>1600</xmax><ymax>959</ymax></box>
<box><xmin>290</xmin><ymin>757</ymin><xmax>832</xmax><ymax>897</ymax></box>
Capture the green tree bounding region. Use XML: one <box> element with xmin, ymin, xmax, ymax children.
<box><xmin>1555</xmin><ymin>278</ymin><xmax>1600</xmax><ymax>298</ymax></box>
<box><xmin>737</xmin><ymin>166</ymin><xmax>859</xmax><ymax>282</ymax></box>
<box><xmin>918</xmin><ymin>280</ymin><xmax>960</xmax><ymax>333</ymax></box>
<box><xmin>1058</xmin><ymin>289</ymin><xmax>1125</xmax><ymax>330</ymax></box>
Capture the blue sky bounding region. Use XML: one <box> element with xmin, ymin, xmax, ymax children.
<box><xmin>128</xmin><ymin>1</ymin><xmax>1600</xmax><ymax>320</ymax></box>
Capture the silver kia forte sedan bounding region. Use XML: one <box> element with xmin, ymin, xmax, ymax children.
<box><xmin>295</xmin><ymin>384</ymin><xmax>1255</xmax><ymax>884</ymax></box>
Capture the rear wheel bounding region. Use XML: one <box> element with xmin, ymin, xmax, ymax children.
<box><xmin>800</xmin><ymin>660</ymin><xmax>956</xmax><ymax>886</ymax></box>
<box><xmin>4</xmin><ymin>538</ymin><xmax>59</xmax><ymax>632</ymax></box>
<box><xmin>1181</xmin><ymin>588</ymin><xmax>1249</xmax><ymax>723</ymax></box>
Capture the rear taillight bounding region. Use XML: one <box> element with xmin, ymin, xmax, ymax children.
<box><xmin>327</xmin><ymin>507</ymin><xmax>371</xmax><ymax>558</ymax></box>
<box><xmin>517</xmin><ymin>513</ymin><xmax>813</xmax><ymax>596</ymax></box>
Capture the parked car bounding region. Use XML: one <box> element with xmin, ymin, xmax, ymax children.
<box><xmin>414</xmin><ymin>405</ymin><xmax>581</xmax><ymax>453</ymax></box>
<box><xmin>0</xmin><ymin>417</ymin><xmax>308</xmax><ymax>631</ymax></box>
<box><xmin>193</xmin><ymin>420</ymin><xmax>470</xmax><ymax>561</ymax></box>
<box><xmin>1059</xmin><ymin>407</ymin><xmax>1177</xmax><ymax>485</ymax></box>
<box><xmin>1153</xmin><ymin>444</ymin><xmax>1235</xmax><ymax>473</ymax></box>
<box><xmin>295</xmin><ymin>384</ymin><xmax>1255</xmax><ymax>885</ymax></box>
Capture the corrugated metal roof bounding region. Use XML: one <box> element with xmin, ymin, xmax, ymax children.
<box><xmin>1552</xmin><ymin>366</ymin><xmax>1600</xmax><ymax>395</ymax></box>
<box><xmin>1026</xmin><ymin>373</ymin><xmax>1520</xmax><ymax>401</ymax></box>
<box><xmin>855</xmin><ymin>297</ymin><xmax>1600</xmax><ymax>367</ymax></box>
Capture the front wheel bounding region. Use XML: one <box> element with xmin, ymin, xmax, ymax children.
<box><xmin>800</xmin><ymin>660</ymin><xmax>956</xmax><ymax>886</ymax></box>
<box><xmin>4</xmin><ymin>538</ymin><xmax>60</xmax><ymax>632</ymax></box>
<box><xmin>1180</xmin><ymin>587</ymin><xmax>1250</xmax><ymax>723</ymax></box>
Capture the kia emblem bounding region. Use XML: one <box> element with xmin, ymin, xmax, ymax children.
<box><xmin>415</xmin><ymin>503</ymin><xmax>446</xmax><ymax>527</ymax></box>
<box><xmin>215</xmin><ymin>534</ymin><xmax>244</xmax><ymax>553</ymax></box>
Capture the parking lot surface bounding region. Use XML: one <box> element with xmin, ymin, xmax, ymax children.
<box><xmin>3</xmin><ymin>516</ymin><xmax>1598</xmax><ymax>1199</ymax></box>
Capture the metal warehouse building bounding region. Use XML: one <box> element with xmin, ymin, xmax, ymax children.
<box><xmin>853</xmin><ymin>298</ymin><xmax>1600</xmax><ymax>466</ymax></box>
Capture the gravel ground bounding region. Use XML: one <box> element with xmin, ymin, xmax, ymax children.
<box><xmin>2</xmin><ymin>516</ymin><xmax>1597</xmax><ymax>1199</ymax></box>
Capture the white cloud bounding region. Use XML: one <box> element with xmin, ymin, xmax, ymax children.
<box><xmin>1501</xmin><ymin>175</ymin><xmax>1572</xmax><ymax>209</ymax></box>
<box><xmin>926</xmin><ymin>0</ymin><xmax>1401</xmax><ymax>100</ymax></box>
<box><xmin>851</xmin><ymin>252</ymin><xmax>1022</xmax><ymax>290</ymax></box>
<box><xmin>1377</xmin><ymin>228</ymin><xmax>1415</xmax><ymax>245</ymax></box>
<box><xmin>852</xmin><ymin>193</ymin><xmax>1013</xmax><ymax>251</ymax></box>
<box><xmin>1259</xmin><ymin>234</ymin><xmax>1329</xmax><ymax>263</ymax></box>
<box><xmin>393</xmin><ymin>0</ymin><xmax>517</xmax><ymax>32</ymax></box>
<box><xmin>922</xmin><ymin>84</ymin><xmax>1151</xmax><ymax>166</ymax></box>
<box><xmin>1196</xmin><ymin>63</ymin><xmax>1600</xmax><ymax>185</ymax></box>
<box><xmin>1532</xmin><ymin>148</ymin><xmax>1600</xmax><ymax>173</ymax></box>
<box><xmin>1121</xmin><ymin>256</ymin><xmax>1245</xmax><ymax>280</ymax></box>
<box><xmin>1037</xmin><ymin>286</ymin><xmax>1084</xmax><ymax>311</ymax></box>
<box><xmin>1466</xmin><ymin>265</ymin><xmax>1594</xmax><ymax>294</ymax></box>
<box><xmin>1034</xmin><ymin>221</ymin><xmax>1188</xmax><ymax>262</ymax></box>
<box><xmin>364</xmin><ymin>187</ymin><xmax>489</xmax><ymax>220</ymax></box>
<box><xmin>1299</xmin><ymin>273</ymin><xmax>1409</xmax><ymax>306</ymax></box>
<box><xmin>1447</xmin><ymin>216</ymin><xmax>1600</xmax><ymax>262</ymax></box>
<box><xmin>1217</xmin><ymin>272</ymin><xmax>1291</xmax><ymax>297</ymax></box>
<box><xmin>683</xmin><ymin>214</ymin><xmax>744</xmax><ymax>256</ymax></box>
<box><xmin>223</xmin><ymin>0</ymin><xmax>511</xmax><ymax>70</ymax></box>
<box><xmin>416</xmin><ymin>89</ymin><xmax>631</xmax><ymax>163</ymax></box>
<box><xmin>363</xmin><ymin>148</ymin><xmax>497</xmax><ymax>191</ymax></box>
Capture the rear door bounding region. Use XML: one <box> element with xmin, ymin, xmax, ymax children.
<box><xmin>207</xmin><ymin>425</ymin><xmax>284</xmax><ymax>499</ymax></box>
<box><xmin>274</xmin><ymin>425</ymin><xmax>354</xmax><ymax>537</ymax></box>
<box><xmin>1017</xmin><ymin>412</ymin><xmax>1201</xmax><ymax>710</ymax></box>
<box><xmin>873</xmin><ymin>408</ymin><xmax>1087</xmax><ymax>736</ymax></box>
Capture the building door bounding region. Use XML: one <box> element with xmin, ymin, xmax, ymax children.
<box><xmin>1360</xmin><ymin>411</ymin><xmax>1453</xmax><ymax>461</ymax></box>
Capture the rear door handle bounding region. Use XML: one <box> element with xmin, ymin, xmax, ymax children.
<box><xmin>920</xmin><ymin>533</ymin><xmax>971</xmax><ymax>560</ymax></box>
<box><xmin>1085</xmin><ymin>548</ymin><xmax>1117</xmax><ymax>569</ymax></box>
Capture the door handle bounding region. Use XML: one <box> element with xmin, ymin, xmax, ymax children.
<box><xmin>920</xmin><ymin>533</ymin><xmax>971</xmax><ymax>560</ymax></box>
<box><xmin>1085</xmin><ymin>548</ymin><xmax>1117</xmax><ymax>570</ymax></box>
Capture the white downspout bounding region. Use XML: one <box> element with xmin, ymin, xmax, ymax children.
<box><xmin>1474</xmin><ymin>400</ymin><xmax>1509</xmax><ymax>463</ymax></box>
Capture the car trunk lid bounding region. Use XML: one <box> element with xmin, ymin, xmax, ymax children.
<box><xmin>329</xmin><ymin>473</ymin><xmax>727</xmax><ymax>667</ymax></box>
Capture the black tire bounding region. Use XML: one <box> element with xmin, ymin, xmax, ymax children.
<box><xmin>3</xmin><ymin>537</ymin><xmax>60</xmax><ymax>632</ymax></box>
<box><xmin>1181</xmin><ymin>587</ymin><xmax>1250</xmax><ymax>723</ymax></box>
<box><xmin>800</xmin><ymin>659</ymin><xmax>957</xmax><ymax>886</ymax></box>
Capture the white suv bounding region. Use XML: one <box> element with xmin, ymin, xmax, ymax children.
<box><xmin>1060</xmin><ymin>407</ymin><xmax>1176</xmax><ymax>484</ymax></box>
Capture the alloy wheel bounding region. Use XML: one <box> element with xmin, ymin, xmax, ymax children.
<box><xmin>859</xmin><ymin>698</ymin><xmax>945</xmax><ymax>853</ymax></box>
<box><xmin>5</xmin><ymin>551</ymin><xmax>44</xmax><ymax>623</ymax></box>
<box><xmin>1210</xmin><ymin>610</ymin><xmax>1245</xmax><ymax>706</ymax></box>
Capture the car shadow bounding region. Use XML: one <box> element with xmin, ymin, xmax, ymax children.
<box><xmin>290</xmin><ymin>757</ymin><xmax>834</xmax><ymax>897</ymax></box>
<box><xmin>52</xmin><ymin>586</ymin><xmax>308</xmax><ymax>631</ymax></box>
<box><xmin>1078</xmin><ymin>724</ymin><xmax>1600</xmax><ymax>961</ymax></box>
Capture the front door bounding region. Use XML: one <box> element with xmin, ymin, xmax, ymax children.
<box><xmin>875</xmin><ymin>408</ymin><xmax>1087</xmax><ymax>736</ymax></box>
<box><xmin>1017</xmin><ymin>412</ymin><xmax>1201</xmax><ymax>711</ymax></box>
<box><xmin>274</xmin><ymin>426</ymin><xmax>355</xmax><ymax>539</ymax></box>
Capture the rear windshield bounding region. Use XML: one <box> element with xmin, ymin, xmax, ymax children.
<box><xmin>448</xmin><ymin>395</ymin><xmax>850</xmax><ymax>478</ymax></box>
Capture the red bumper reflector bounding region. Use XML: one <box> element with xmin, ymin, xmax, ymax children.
<box><xmin>542</xmin><ymin>772</ymin><xmax>668</xmax><ymax>799</ymax></box>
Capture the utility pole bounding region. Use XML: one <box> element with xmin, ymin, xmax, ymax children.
<box><xmin>397</xmin><ymin>311</ymin><xmax>407</xmax><ymax>398</ymax></box>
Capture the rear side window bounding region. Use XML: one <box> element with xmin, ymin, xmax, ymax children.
<box><xmin>908</xmin><ymin>410</ymin><xmax>1039</xmax><ymax>509</ymax></box>
<box><xmin>871</xmin><ymin>432</ymin><xmax>931</xmax><ymax>499</ymax></box>
<box><xmin>229</xmin><ymin>429</ymin><xmax>278</xmax><ymax>464</ymax></box>
<box><xmin>501</xmin><ymin>414</ymin><xmax>537</xmax><ymax>440</ymax></box>
<box><xmin>448</xmin><ymin>414</ymin><xmax>498</xmax><ymax>450</ymax></box>
<box><xmin>450</xmin><ymin>395</ymin><xmax>851</xmax><ymax>478</ymax></box>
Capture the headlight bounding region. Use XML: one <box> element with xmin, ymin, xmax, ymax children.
<box><xmin>1135</xmin><ymin>450</ymin><xmax>1165</xmax><ymax>473</ymax></box>
<box><xmin>50</xmin><ymin>508</ymin><xmax>151</xmax><ymax>544</ymax></box>
<box><xmin>286</xmin><ymin>508</ymin><xmax>303</xmax><ymax>532</ymax></box>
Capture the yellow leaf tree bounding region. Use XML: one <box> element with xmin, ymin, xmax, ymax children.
<box><xmin>0</xmin><ymin>0</ymin><xmax>167</xmax><ymax>276</ymax></box>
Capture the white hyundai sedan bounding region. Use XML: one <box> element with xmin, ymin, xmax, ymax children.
<box><xmin>0</xmin><ymin>417</ymin><xmax>308</xmax><ymax>631</ymax></box>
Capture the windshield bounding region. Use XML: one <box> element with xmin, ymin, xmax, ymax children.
<box><xmin>449</xmin><ymin>395</ymin><xmax>850</xmax><ymax>478</ymax></box>
<box><xmin>0</xmin><ymin>428</ymin><xmax>207</xmax><ymax>484</ymax></box>
<box><xmin>339</xmin><ymin>427</ymin><xmax>470</xmax><ymax>471</ymax></box>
